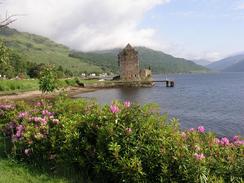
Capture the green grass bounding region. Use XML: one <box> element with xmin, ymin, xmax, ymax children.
<box><xmin>0</xmin><ymin>79</ymin><xmax>39</xmax><ymax>93</ymax></box>
<box><xmin>0</xmin><ymin>160</ymin><xmax>69</xmax><ymax>183</ymax></box>
<box><xmin>0</xmin><ymin>136</ymin><xmax>68</xmax><ymax>183</ymax></box>
<box><xmin>0</xmin><ymin>136</ymin><xmax>86</xmax><ymax>183</ymax></box>
<box><xmin>0</xmin><ymin>78</ymin><xmax>85</xmax><ymax>94</ymax></box>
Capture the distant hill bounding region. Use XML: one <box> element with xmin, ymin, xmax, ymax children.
<box><xmin>193</xmin><ymin>59</ymin><xmax>211</xmax><ymax>66</ymax></box>
<box><xmin>0</xmin><ymin>27</ymin><xmax>102</xmax><ymax>74</ymax></box>
<box><xmin>223</xmin><ymin>60</ymin><xmax>244</xmax><ymax>72</ymax></box>
<box><xmin>1</xmin><ymin>27</ymin><xmax>208</xmax><ymax>74</ymax></box>
<box><xmin>70</xmin><ymin>47</ymin><xmax>209</xmax><ymax>74</ymax></box>
<box><xmin>207</xmin><ymin>54</ymin><xmax>244</xmax><ymax>72</ymax></box>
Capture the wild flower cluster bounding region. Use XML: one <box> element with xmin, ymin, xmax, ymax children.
<box><xmin>0</xmin><ymin>97</ymin><xmax>243</xmax><ymax>183</ymax></box>
<box><xmin>0</xmin><ymin>104</ymin><xmax>14</xmax><ymax>111</ymax></box>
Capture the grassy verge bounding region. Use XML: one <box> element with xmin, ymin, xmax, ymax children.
<box><xmin>0</xmin><ymin>78</ymin><xmax>86</xmax><ymax>95</ymax></box>
<box><xmin>0</xmin><ymin>159</ymin><xmax>70</xmax><ymax>183</ymax></box>
<box><xmin>0</xmin><ymin>137</ymin><xmax>68</xmax><ymax>183</ymax></box>
<box><xmin>0</xmin><ymin>136</ymin><xmax>87</xmax><ymax>183</ymax></box>
<box><xmin>0</xmin><ymin>80</ymin><xmax>39</xmax><ymax>94</ymax></box>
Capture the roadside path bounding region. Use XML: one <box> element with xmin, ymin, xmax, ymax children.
<box><xmin>0</xmin><ymin>87</ymin><xmax>95</xmax><ymax>101</ymax></box>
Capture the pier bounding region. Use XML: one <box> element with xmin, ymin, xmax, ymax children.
<box><xmin>153</xmin><ymin>80</ymin><xmax>175</xmax><ymax>87</ymax></box>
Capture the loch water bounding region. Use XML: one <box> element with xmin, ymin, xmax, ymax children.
<box><xmin>76</xmin><ymin>72</ymin><xmax>244</xmax><ymax>137</ymax></box>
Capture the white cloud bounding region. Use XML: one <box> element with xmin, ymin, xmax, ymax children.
<box><xmin>2</xmin><ymin>0</ymin><xmax>169</xmax><ymax>51</ymax></box>
<box><xmin>161</xmin><ymin>44</ymin><xmax>225</xmax><ymax>62</ymax></box>
<box><xmin>236</xmin><ymin>2</ymin><xmax>244</xmax><ymax>10</ymax></box>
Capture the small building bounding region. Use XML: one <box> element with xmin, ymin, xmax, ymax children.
<box><xmin>90</xmin><ymin>73</ymin><xmax>96</xmax><ymax>77</ymax></box>
<box><xmin>118</xmin><ymin>44</ymin><xmax>140</xmax><ymax>81</ymax></box>
<box><xmin>140</xmin><ymin>68</ymin><xmax>152</xmax><ymax>80</ymax></box>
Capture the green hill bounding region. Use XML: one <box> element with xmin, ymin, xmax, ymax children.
<box><xmin>70</xmin><ymin>47</ymin><xmax>209</xmax><ymax>74</ymax></box>
<box><xmin>0</xmin><ymin>27</ymin><xmax>102</xmax><ymax>74</ymax></box>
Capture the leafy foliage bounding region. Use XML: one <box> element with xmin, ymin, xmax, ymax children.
<box><xmin>38</xmin><ymin>65</ymin><xmax>58</xmax><ymax>93</ymax></box>
<box><xmin>0</xmin><ymin>40</ymin><xmax>15</xmax><ymax>78</ymax></box>
<box><xmin>0</xmin><ymin>97</ymin><xmax>243</xmax><ymax>182</ymax></box>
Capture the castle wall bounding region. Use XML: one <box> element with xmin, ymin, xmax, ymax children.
<box><xmin>118</xmin><ymin>44</ymin><xmax>140</xmax><ymax>81</ymax></box>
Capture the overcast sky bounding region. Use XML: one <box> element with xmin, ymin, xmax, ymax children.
<box><xmin>1</xmin><ymin>0</ymin><xmax>244</xmax><ymax>61</ymax></box>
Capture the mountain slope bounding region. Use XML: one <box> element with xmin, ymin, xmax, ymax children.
<box><xmin>207</xmin><ymin>54</ymin><xmax>244</xmax><ymax>71</ymax></box>
<box><xmin>223</xmin><ymin>60</ymin><xmax>244</xmax><ymax>72</ymax></box>
<box><xmin>70</xmin><ymin>47</ymin><xmax>208</xmax><ymax>74</ymax></box>
<box><xmin>193</xmin><ymin>59</ymin><xmax>211</xmax><ymax>66</ymax></box>
<box><xmin>0</xmin><ymin>27</ymin><xmax>102</xmax><ymax>74</ymax></box>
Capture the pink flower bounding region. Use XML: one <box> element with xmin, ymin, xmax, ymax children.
<box><xmin>181</xmin><ymin>132</ymin><xmax>187</xmax><ymax>139</ymax></box>
<box><xmin>15</xmin><ymin>125</ymin><xmax>24</xmax><ymax>139</ymax></box>
<box><xmin>40</xmin><ymin>118</ymin><xmax>47</xmax><ymax>125</ymax></box>
<box><xmin>197</xmin><ymin>126</ymin><xmax>205</xmax><ymax>133</ymax></box>
<box><xmin>220</xmin><ymin>137</ymin><xmax>230</xmax><ymax>146</ymax></box>
<box><xmin>35</xmin><ymin>102</ymin><xmax>42</xmax><ymax>107</ymax></box>
<box><xmin>234</xmin><ymin>140</ymin><xmax>244</xmax><ymax>146</ymax></box>
<box><xmin>33</xmin><ymin>117</ymin><xmax>41</xmax><ymax>123</ymax></box>
<box><xmin>0</xmin><ymin>104</ymin><xmax>14</xmax><ymax>110</ymax></box>
<box><xmin>42</xmin><ymin>110</ymin><xmax>53</xmax><ymax>116</ymax></box>
<box><xmin>24</xmin><ymin>148</ymin><xmax>31</xmax><ymax>156</ymax></box>
<box><xmin>214</xmin><ymin>138</ymin><xmax>220</xmax><ymax>144</ymax></box>
<box><xmin>52</xmin><ymin>119</ymin><xmax>59</xmax><ymax>125</ymax></box>
<box><xmin>189</xmin><ymin>128</ymin><xmax>195</xmax><ymax>132</ymax></box>
<box><xmin>194</xmin><ymin>153</ymin><xmax>205</xmax><ymax>160</ymax></box>
<box><xmin>124</xmin><ymin>101</ymin><xmax>131</xmax><ymax>108</ymax></box>
<box><xmin>110</xmin><ymin>104</ymin><xmax>120</xmax><ymax>114</ymax></box>
<box><xmin>18</xmin><ymin>112</ymin><xmax>28</xmax><ymax>119</ymax></box>
<box><xmin>126</xmin><ymin>127</ymin><xmax>132</xmax><ymax>134</ymax></box>
<box><xmin>232</xmin><ymin>136</ymin><xmax>239</xmax><ymax>142</ymax></box>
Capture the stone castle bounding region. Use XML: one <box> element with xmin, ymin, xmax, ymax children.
<box><xmin>118</xmin><ymin>44</ymin><xmax>151</xmax><ymax>81</ymax></box>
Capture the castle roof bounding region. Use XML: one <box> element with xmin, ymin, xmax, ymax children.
<box><xmin>119</xmin><ymin>43</ymin><xmax>137</xmax><ymax>55</ymax></box>
<box><xmin>124</xmin><ymin>43</ymin><xmax>133</xmax><ymax>50</ymax></box>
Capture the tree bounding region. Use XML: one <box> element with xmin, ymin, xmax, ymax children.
<box><xmin>56</xmin><ymin>65</ymin><xmax>65</xmax><ymax>78</ymax></box>
<box><xmin>28</xmin><ymin>63</ymin><xmax>46</xmax><ymax>78</ymax></box>
<box><xmin>0</xmin><ymin>14</ymin><xmax>16</xmax><ymax>29</ymax></box>
<box><xmin>0</xmin><ymin>40</ymin><xmax>15</xmax><ymax>78</ymax></box>
<box><xmin>0</xmin><ymin>2</ymin><xmax>17</xmax><ymax>29</ymax></box>
<box><xmin>39</xmin><ymin>65</ymin><xmax>58</xmax><ymax>93</ymax></box>
<box><xmin>9</xmin><ymin>51</ymin><xmax>26</xmax><ymax>74</ymax></box>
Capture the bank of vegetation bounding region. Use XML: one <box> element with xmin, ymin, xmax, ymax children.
<box><xmin>0</xmin><ymin>97</ymin><xmax>243</xmax><ymax>183</ymax></box>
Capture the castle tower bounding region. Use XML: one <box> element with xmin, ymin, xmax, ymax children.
<box><xmin>118</xmin><ymin>44</ymin><xmax>140</xmax><ymax>81</ymax></box>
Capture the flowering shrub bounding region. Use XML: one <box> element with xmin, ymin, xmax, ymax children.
<box><xmin>0</xmin><ymin>97</ymin><xmax>243</xmax><ymax>182</ymax></box>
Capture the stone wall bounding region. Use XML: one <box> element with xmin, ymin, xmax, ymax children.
<box><xmin>118</xmin><ymin>44</ymin><xmax>140</xmax><ymax>81</ymax></box>
<box><xmin>140</xmin><ymin>69</ymin><xmax>152</xmax><ymax>80</ymax></box>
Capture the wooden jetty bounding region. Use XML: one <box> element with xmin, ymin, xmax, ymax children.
<box><xmin>153</xmin><ymin>80</ymin><xmax>175</xmax><ymax>87</ymax></box>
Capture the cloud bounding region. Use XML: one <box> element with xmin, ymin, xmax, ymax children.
<box><xmin>161</xmin><ymin>44</ymin><xmax>225</xmax><ymax>62</ymax></box>
<box><xmin>236</xmin><ymin>2</ymin><xmax>244</xmax><ymax>10</ymax></box>
<box><xmin>2</xmin><ymin>0</ymin><xmax>170</xmax><ymax>51</ymax></box>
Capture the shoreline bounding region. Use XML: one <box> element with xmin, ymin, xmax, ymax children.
<box><xmin>0</xmin><ymin>87</ymin><xmax>97</xmax><ymax>101</ymax></box>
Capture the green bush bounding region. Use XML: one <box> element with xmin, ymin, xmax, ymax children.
<box><xmin>39</xmin><ymin>65</ymin><xmax>58</xmax><ymax>93</ymax></box>
<box><xmin>0</xmin><ymin>97</ymin><xmax>243</xmax><ymax>182</ymax></box>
